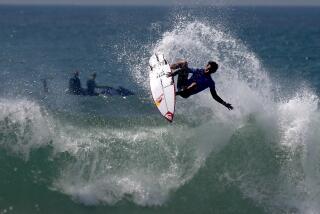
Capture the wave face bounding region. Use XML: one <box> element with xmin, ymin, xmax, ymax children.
<box><xmin>0</xmin><ymin>6</ymin><xmax>320</xmax><ymax>214</ymax></box>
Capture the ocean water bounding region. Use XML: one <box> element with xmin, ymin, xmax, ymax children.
<box><xmin>0</xmin><ymin>5</ymin><xmax>320</xmax><ymax>214</ymax></box>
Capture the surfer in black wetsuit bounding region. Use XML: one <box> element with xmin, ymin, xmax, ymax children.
<box><xmin>169</xmin><ymin>60</ymin><xmax>233</xmax><ymax>110</ymax></box>
<box><xmin>68</xmin><ymin>71</ymin><xmax>85</xmax><ymax>95</ymax></box>
<box><xmin>41</xmin><ymin>78</ymin><xmax>49</xmax><ymax>93</ymax></box>
<box><xmin>86</xmin><ymin>72</ymin><xmax>99</xmax><ymax>96</ymax></box>
<box><xmin>169</xmin><ymin>60</ymin><xmax>190</xmax><ymax>92</ymax></box>
<box><xmin>86</xmin><ymin>72</ymin><xmax>135</xmax><ymax>96</ymax></box>
<box><xmin>86</xmin><ymin>72</ymin><xmax>113</xmax><ymax>96</ymax></box>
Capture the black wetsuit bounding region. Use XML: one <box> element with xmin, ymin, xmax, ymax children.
<box><xmin>69</xmin><ymin>76</ymin><xmax>84</xmax><ymax>95</ymax></box>
<box><xmin>86</xmin><ymin>79</ymin><xmax>99</xmax><ymax>96</ymax></box>
<box><xmin>176</xmin><ymin>68</ymin><xmax>215</xmax><ymax>98</ymax></box>
<box><xmin>176</xmin><ymin>68</ymin><xmax>190</xmax><ymax>91</ymax></box>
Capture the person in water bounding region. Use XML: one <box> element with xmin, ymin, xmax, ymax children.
<box><xmin>68</xmin><ymin>70</ymin><xmax>85</xmax><ymax>95</ymax></box>
<box><xmin>168</xmin><ymin>60</ymin><xmax>233</xmax><ymax>110</ymax></box>
<box><xmin>86</xmin><ymin>72</ymin><xmax>111</xmax><ymax>96</ymax></box>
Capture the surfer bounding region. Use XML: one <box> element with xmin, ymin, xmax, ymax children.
<box><xmin>68</xmin><ymin>70</ymin><xmax>85</xmax><ymax>95</ymax></box>
<box><xmin>41</xmin><ymin>78</ymin><xmax>49</xmax><ymax>93</ymax></box>
<box><xmin>86</xmin><ymin>72</ymin><xmax>111</xmax><ymax>96</ymax></box>
<box><xmin>168</xmin><ymin>61</ymin><xmax>233</xmax><ymax>110</ymax></box>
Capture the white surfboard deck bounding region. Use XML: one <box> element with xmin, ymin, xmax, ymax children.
<box><xmin>149</xmin><ymin>53</ymin><xmax>175</xmax><ymax>122</ymax></box>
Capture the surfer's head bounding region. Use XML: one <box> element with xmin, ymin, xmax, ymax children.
<box><xmin>91</xmin><ymin>72</ymin><xmax>97</xmax><ymax>79</ymax></box>
<box><xmin>205</xmin><ymin>61</ymin><xmax>218</xmax><ymax>74</ymax></box>
<box><xmin>74</xmin><ymin>70</ymin><xmax>80</xmax><ymax>77</ymax></box>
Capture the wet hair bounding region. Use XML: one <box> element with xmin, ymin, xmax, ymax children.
<box><xmin>91</xmin><ymin>72</ymin><xmax>97</xmax><ymax>78</ymax></box>
<box><xmin>208</xmin><ymin>61</ymin><xmax>218</xmax><ymax>72</ymax></box>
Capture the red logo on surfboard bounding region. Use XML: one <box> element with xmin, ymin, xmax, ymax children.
<box><xmin>165</xmin><ymin>112</ymin><xmax>173</xmax><ymax>122</ymax></box>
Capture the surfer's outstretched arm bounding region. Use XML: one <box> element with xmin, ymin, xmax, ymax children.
<box><xmin>210</xmin><ymin>88</ymin><xmax>233</xmax><ymax>110</ymax></box>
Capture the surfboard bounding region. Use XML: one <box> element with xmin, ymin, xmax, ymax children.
<box><xmin>149</xmin><ymin>53</ymin><xmax>175</xmax><ymax>122</ymax></box>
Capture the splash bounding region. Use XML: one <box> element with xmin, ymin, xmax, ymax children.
<box><xmin>0</xmin><ymin>98</ymin><xmax>54</xmax><ymax>159</ymax></box>
<box><xmin>124</xmin><ymin>19</ymin><xmax>320</xmax><ymax>212</ymax></box>
<box><xmin>278</xmin><ymin>90</ymin><xmax>319</xmax><ymax>149</ymax></box>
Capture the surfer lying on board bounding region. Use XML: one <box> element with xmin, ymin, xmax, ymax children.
<box><xmin>86</xmin><ymin>72</ymin><xmax>111</xmax><ymax>96</ymax></box>
<box><xmin>86</xmin><ymin>72</ymin><xmax>136</xmax><ymax>96</ymax></box>
<box><xmin>168</xmin><ymin>61</ymin><xmax>233</xmax><ymax>110</ymax></box>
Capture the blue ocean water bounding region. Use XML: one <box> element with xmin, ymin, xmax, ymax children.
<box><xmin>0</xmin><ymin>5</ymin><xmax>320</xmax><ymax>214</ymax></box>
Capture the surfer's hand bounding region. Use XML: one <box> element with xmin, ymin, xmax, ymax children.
<box><xmin>166</xmin><ymin>72</ymin><xmax>173</xmax><ymax>77</ymax></box>
<box><xmin>225</xmin><ymin>103</ymin><xmax>233</xmax><ymax>110</ymax></box>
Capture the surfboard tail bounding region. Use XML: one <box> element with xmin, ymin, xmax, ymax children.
<box><xmin>165</xmin><ymin>111</ymin><xmax>174</xmax><ymax>122</ymax></box>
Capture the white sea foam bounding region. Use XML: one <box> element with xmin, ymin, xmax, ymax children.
<box><xmin>52</xmin><ymin>121</ymin><xmax>212</xmax><ymax>206</ymax></box>
<box><xmin>276</xmin><ymin>91</ymin><xmax>320</xmax><ymax>213</ymax></box>
<box><xmin>278</xmin><ymin>90</ymin><xmax>318</xmax><ymax>148</ymax></box>
<box><xmin>0</xmin><ymin>98</ymin><xmax>54</xmax><ymax>159</ymax></box>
